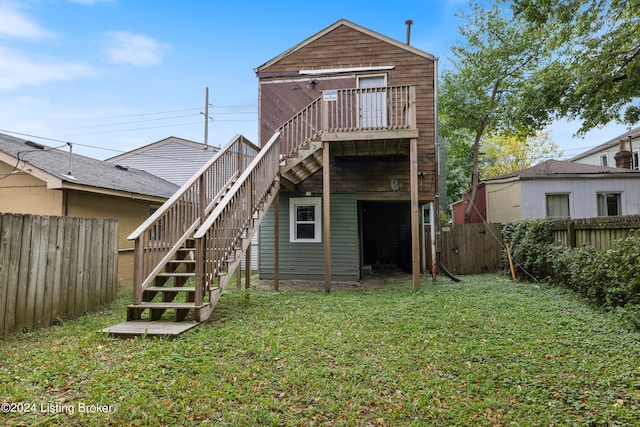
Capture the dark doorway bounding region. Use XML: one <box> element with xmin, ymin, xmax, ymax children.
<box><xmin>359</xmin><ymin>201</ymin><xmax>411</xmax><ymax>271</ymax></box>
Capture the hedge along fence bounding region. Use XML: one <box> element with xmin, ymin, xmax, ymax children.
<box><xmin>0</xmin><ymin>213</ymin><xmax>118</xmax><ymax>338</ymax></box>
<box><xmin>503</xmin><ymin>218</ymin><xmax>640</xmax><ymax>329</ymax></box>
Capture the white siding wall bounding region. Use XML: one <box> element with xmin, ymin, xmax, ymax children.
<box><xmin>520</xmin><ymin>177</ymin><xmax>640</xmax><ymax>219</ymax></box>
<box><xmin>575</xmin><ymin>149</ymin><xmax>619</xmax><ymax>167</ymax></box>
<box><xmin>113</xmin><ymin>142</ymin><xmax>218</xmax><ymax>186</ymax></box>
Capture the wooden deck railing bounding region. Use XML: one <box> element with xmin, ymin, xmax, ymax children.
<box><xmin>127</xmin><ymin>135</ymin><xmax>260</xmax><ymax>303</ymax></box>
<box><xmin>278</xmin><ymin>85</ymin><xmax>416</xmax><ymax>156</ymax></box>
<box><xmin>192</xmin><ymin>133</ymin><xmax>281</xmax><ymax>304</ymax></box>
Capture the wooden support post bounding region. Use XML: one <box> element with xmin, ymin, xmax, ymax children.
<box><xmin>323</xmin><ymin>141</ymin><xmax>331</xmax><ymax>292</ymax></box>
<box><xmin>133</xmin><ymin>238</ymin><xmax>143</xmax><ymax>305</ymax></box>
<box><xmin>198</xmin><ymin>175</ymin><xmax>206</xmax><ymax>226</ymax></box>
<box><xmin>274</xmin><ymin>192</ymin><xmax>279</xmax><ymax>291</ymax></box>
<box><xmin>245</xmin><ymin>244</ymin><xmax>251</xmax><ymax>289</ymax></box>
<box><xmin>195</xmin><ymin>237</ymin><xmax>204</xmax><ymax>306</ymax></box>
<box><xmin>505</xmin><ymin>242</ymin><xmax>516</xmax><ymax>282</ymax></box>
<box><xmin>410</xmin><ymin>138</ymin><xmax>421</xmax><ymax>291</ymax></box>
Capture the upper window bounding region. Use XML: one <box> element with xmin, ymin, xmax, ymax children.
<box><xmin>289</xmin><ymin>197</ymin><xmax>321</xmax><ymax>243</ymax></box>
<box><xmin>546</xmin><ymin>193</ymin><xmax>570</xmax><ymax>218</ymax></box>
<box><xmin>600</xmin><ymin>153</ymin><xmax>608</xmax><ymax>167</ymax></box>
<box><xmin>632</xmin><ymin>150</ymin><xmax>639</xmax><ymax>170</ymax></box>
<box><xmin>597</xmin><ymin>192</ymin><xmax>622</xmax><ymax>216</ymax></box>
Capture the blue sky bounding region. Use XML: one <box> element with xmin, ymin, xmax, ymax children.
<box><xmin>0</xmin><ymin>0</ymin><xmax>631</xmax><ymax>160</ymax></box>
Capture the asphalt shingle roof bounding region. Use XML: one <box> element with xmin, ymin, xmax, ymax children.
<box><xmin>485</xmin><ymin>159</ymin><xmax>640</xmax><ymax>181</ymax></box>
<box><xmin>0</xmin><ymin>133</ymin><xmax>179</xmax><ymax>199</ymax></box>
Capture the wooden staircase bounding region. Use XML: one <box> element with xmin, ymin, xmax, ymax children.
<box><xmin>103</xmin><ymin>85</ymin><xmax>419</xmax><ymax>338</ymax></box>
<box><xmin>103</xmin><ymin>134</ymin><xmax>281</xmax><ymax>338</ymax></box>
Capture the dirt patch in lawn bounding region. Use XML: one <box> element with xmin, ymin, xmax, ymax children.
<box><xmin>255</xmin><ymin>268</ymin><xmax>412</xmax><ymax>292</ymax></box>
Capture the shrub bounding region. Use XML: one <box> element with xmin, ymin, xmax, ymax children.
<box><xmin>502</xmin><ymin>219</ymin><xmax>554</xmax><ymax>279</ymax></box>
<box><xmin>503</xmin><ymin>220</ymin><xmax>640</xmax><ymax>329</ymax></box>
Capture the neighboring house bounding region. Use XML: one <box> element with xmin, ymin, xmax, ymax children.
<box><xmin>570</xmin><ymin>127</ymin><xmax>640</xmax><ymax>170</ymax></box>
<box><xmin>0</xmin><ymin>132</ymin><xmax>179</xmax><ymax>283</ymax></box>
<box><xmin>451</xmin><ymin>183</ymin><xmax>487</xmax><ymax>225</ymax></box>
<box><xmin>106</xmin><ymin>136</ymin><xmax>259</xmax><ymax>270</ymax></box>
<box><xmin>105</xmin><ymin>136</ymin><xmax>219</xmax><ymax>186</ymax></box>
<box><xmin>255</xmin><ymin>19</ymin><xmax>438</xmax><ymax>286</ymax></box>
<box><xmin>453</xmin><ymin>159</ymin><xmax>640</xmax><ymax>224</ymax></box>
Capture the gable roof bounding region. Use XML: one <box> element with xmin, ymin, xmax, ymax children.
<box><xmin>485</xmin><ymin>159</ymin><xmax>640</xmax><ymax>182</ymax></box>
<box><xmin>106</xmin><ymin>136</ymin><xmax>217</xmax><ymax>162</ymax></box>
<box><xmin>570</xmin><ymin>127</ymin><xmax>640</xmax><ymax>161</ymax></box>
<box><xmin>254</xmin><ymin>19</ymin><xmax>435</xmax><ymax>73</ymax></box>
<box><xmin>105</xmin><ymin>136</ymin><xmax>219</xmax><ymax>186</ymax></box>
<box><xmin>0</xmin><ymin>132</ymin><xmax>179</xmax><ymax>200</ymax></box>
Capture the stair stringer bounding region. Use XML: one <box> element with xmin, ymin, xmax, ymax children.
<box><xmin>200</xmin><ymin>179</ymin><xmax>280</xmax><ymax>321</ymax></box>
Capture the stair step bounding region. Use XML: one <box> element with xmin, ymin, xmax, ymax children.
<box><xmin>157</xmin><ymin>272</ymin><xmax>196</xmax><ymax>277</ymax></box>
<box><xmin>129</xmin><ymin>302</ymin><xmax>209</xmax><ymax>310</ymax></box>
<box><xmin>167</xmin><ymin>259</ymin><xmax>196</xmax><ymax>264</ymax></box>
<box><xmin>145</xmin><ymin>286</ymin><xmax>196</xmax><ymax>293</ymax></box>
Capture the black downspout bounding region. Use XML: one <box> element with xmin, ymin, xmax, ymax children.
<box><xmin>436</xmin><ymin>250</ymin><xmax>460</xmax><ymax>282</ymax></box>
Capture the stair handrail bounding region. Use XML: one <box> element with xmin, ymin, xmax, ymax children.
<box><xmin>192</xmin><ymin>132</ymin><xmax>281</xmax><ymax>304</ymax></box>
<box><xmin>277</xmin><ymin>97</ymin><xmax>322</xmax><ymax>157</ymax></box>
<box><xmin>276</xmin><ymin>85</ymin><xmax>415</xmax><ymax>159</ymax></box>
<box><xmin>128</xmin><ymin>134</ymin><xmax>260</xmax><ymax>304</ymax></box>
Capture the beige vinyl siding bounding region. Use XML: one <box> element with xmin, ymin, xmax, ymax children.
<box><xmin>259</xmin><ymin>193</ymin><xmax>359</xmax><ymax>281</ymax></box>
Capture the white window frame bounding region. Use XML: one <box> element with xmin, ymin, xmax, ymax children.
<box><xmin>632</xmin><ymin>149</ymin><xmax>639</xmax><ymax>170</ymax></box>
<box><xmin>546</xmin><ymin>193</ymin><xmax>570</xmax><ymax>219</ymax></box>
<box><xmin>357</xmin><ymin>74</ymin><xmax>388</xmax><ymax>128</ymax></box>
<box><xmin>597</xmin><ymin>192</ymin><xmax>622</xmax><ymax>217</ymax></box>
<box><xmin>289</xmin><ymin>197</ymin><xmax>322</xmax><ymax>243</ymax></box>
<box><xmin>600</xmin><ymin>153</ymin><xmax>608</xmax><ymax>167</ymax></box>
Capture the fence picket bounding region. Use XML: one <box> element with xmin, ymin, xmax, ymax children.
<box><xmin>0</xmin><ymin>214</ymin><xmax>118</xmax><ymax>338</ymax></box>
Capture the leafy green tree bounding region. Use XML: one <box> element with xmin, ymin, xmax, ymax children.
<box><xmin>481</xmin><ymin>131</ymin><xmax>562</xmax><ymax>178</ymax></box>
<box><xmin>444</xmin><ymin>135</ymin><xmax>473</xmax><ymax>210</ymax></box>
<box><xmin>511</xmin><ymin>0</ymin><xmax>640</xmax><ymax>133</ymax></box>
<box><xmin>439</xmin><ymin>0</ymin><xmax>552</xmax><ymax>223</ymax></box>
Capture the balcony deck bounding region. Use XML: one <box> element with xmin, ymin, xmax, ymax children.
<box><xmin>278</xmin><ymin>85</ymin><xmax>417</xmax><ymax>183</ymax></box>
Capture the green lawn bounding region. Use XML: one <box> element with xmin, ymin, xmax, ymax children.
<box><xmin>1</xmin><ymin>275</ymin><xmax>639</xmax><ymax>426</ymax></box>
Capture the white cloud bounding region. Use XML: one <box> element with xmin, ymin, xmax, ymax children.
<box><xmin>0</xmin><ymin>1</ymin><xmax>55</xmax><ymax>39</ymax></box>
<box><xmin>0</xmin><ymin>46</ymin><xmax>96</xmax><ymax>90</ymax></box>
<box><xmin>103</xmin><ymin>31</ymin><xmax>170</xmax><ymax>67</ymax></box>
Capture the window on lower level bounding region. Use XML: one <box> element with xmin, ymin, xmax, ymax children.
<box><xmin>546</xmin><ymin>193</ymin><xmax>570</xmax><ymax>218</ymax></box>
<box><xmin>289</xmin><ymin>197</ymin><xmax>321</xmax><ymax>242</ymax></box>
<box><xmin>597</xmin><ymin>192</ymin><xmax>621</xmax><ymax>216</ymax></box>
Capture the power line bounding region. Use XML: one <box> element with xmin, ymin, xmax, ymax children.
<box><xmin>0</xmin><ymin>129</ymin><xmax>222</xmax><ymax>165</ymax></box>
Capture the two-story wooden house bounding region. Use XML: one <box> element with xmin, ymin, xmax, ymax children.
<box><xmin>255</xmin><ymin>19</ymin><xmax>438</xmax><ymax>290</ymax></box>
<box><xmin>105</xmin><ymin>19</ymin><xmax>439</xmax><ymax>336</ymax></box>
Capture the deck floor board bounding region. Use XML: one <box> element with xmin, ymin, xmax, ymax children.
<box><xmin>102</xmin><ymin>320</ymin><xmax>200</xmax><ymax>338</ymax></box>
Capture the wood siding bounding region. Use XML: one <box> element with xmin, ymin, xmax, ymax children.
<box><xmin>0</xmin><ymin>213</ymin><xmax>118</xmax><ymax>338</ymax></box>
<box><xmin>257</xmin><ymin>22</ymin><xmax>436</xmax><ymax>201</ymax></box>
<box><xmin>259</xmin><ymin>193</ymin><xmax>359</xmax><ymax>280</ymax></box>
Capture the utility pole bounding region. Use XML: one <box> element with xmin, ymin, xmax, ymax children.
<box><xmin>204</xmin><ymin>87</ymin><xmax>209</xmax><ymax>146</ymax></box>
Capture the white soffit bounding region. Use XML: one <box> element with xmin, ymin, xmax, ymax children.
<box><xmin>299</xmin><ymin>65</ymin><xmax>395</xmax><ymax>75</ymax></box>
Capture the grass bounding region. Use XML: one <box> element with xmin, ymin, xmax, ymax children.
<box><xmin>1</xmin><ymin>274</ymin><xmax>639</xmax><ymax>426</ymax></box>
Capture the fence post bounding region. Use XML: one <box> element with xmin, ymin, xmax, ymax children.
<box><xmin>567</xmin><ymin>221</ymin><xmax>576</xmax><ymax>248</ymax></box>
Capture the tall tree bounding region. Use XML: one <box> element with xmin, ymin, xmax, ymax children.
<box><xmin>439</xmin><ymin>0</ymin><xmax>552</xmax><ymax>223</ymax></box>
<box><xmin>512</xmin><ymin>0</ymin><xmax>640</xmax><ymax>133</ymax></box>
<box><xmin>481</xmin><ymin>132</ymin><xmax>562</xmax><ymax>178</ymax></box>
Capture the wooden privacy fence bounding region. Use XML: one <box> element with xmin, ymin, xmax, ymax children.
<box><xmin>434</xmin><ymin>223</ymin><xmax>504</xmax><ymax>275</ymax></box>
<box><xmin>552</xmin><ymin>215</ymin><xmax>640</xmax><ymax>251</ymax></box>
<box><xmin>0</xmin><ymin>213</ymin><xmax>118</xmax><ymax>338</ymax></box>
